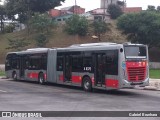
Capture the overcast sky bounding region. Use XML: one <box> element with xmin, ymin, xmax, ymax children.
<box><xmin>56</xmin><ymin>0</ymin><xmax>160</xmax><ymax>11</ymax></box>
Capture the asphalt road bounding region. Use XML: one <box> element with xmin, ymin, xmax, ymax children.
<box><xmin>0</xmin><ymin>78</ymin><xmax>160</xmax><ymax>120</ymax></box>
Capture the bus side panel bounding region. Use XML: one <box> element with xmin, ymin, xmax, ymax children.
<box><xmin>47</xmin><ymin>50</ymin><xmax>57</xmax><ymax>83</ymax></box>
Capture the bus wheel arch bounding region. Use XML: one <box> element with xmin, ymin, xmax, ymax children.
<box><xmin>12</xmin><ymin>71</ymin><xmax>17</xmax><ymax>80</ymax></box>
<box><xmin>82</xmin><ymin>76</ymin><xmax>92</xmax><ymax>92</ymax></box>
<box><xmin>38</xmin><ymin>72</ymin><xmax>45</xmax><ymax>85</ymax></box>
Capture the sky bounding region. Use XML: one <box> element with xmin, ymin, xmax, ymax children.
<box><xmin>56</xmin><ymin>0</ymin><xmax>160</xmax><ymax>11</ymax></box>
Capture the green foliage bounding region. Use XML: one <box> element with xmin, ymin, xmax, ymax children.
<box><xmin>29</xmin><ymin>13</ymin><xmax>55</xmax><ymax>47</ymax></box>
<box><xmin>147</xmin><ymin>5</ymin><xmax>156</xmax><ymax>11</ymax></box>
<box><xmin>5</xmin><ymin>0</ymin><xmax>65</xmax><ymax>23</ymax></box>
<box><xmin>65</xmin><ymin>15</ymin><xmax>89</xmax><ymax>36</ymax></box>
<box><xmin>35</xmin><ymin>33</ymin><xmax>48</xmax><ymax>47</ymax></box>
<box><xmin>30</xmin><ymin>13</ymin><xmax>55</xmax><ymax>34</ymax></box>
<box><xmin>117</xmin><ymin>11</ymin><xmax>160</xmax><ymax>48</ymax></box>
<box><xmin>92</xmin><ymin>20</ymin><xmax>109</xmax><ymax>41</ymax></box>
<box><xmin>117</xmin><ymin>0</ymin><xmax>125</xmax><ymax>6</ymax></box>
<box><xmin>0</xmin><ymin>71</ymin><xmax>5</xmax><ymax>76</ymax></box>
<box><xmin>6</xmin><ymin>38</ymin><xmax>30</xmax><ymax>51</ymax></box>
<box><xmin>157</xmin><ymin>6</ymin><xmax>160</xmax><ymax>12</ymax></box>
<box><xmin>4</xmin><ymin>24</ymin><xmax>15</xmax><ymax>33</ymax></box>
<box><xmin>108</xmin><ymin>4</ymin><xmax>123</xmax><ymax>19</ymax></box>
<box><xmin>150</xmin><ymin>69</ymin><xmax>160</xmax><ymax>79</ymax></box>
<box><xmin>0</xmin><ymin>5</ymin><xmax>6</xmax><ymax>33</ymax></box>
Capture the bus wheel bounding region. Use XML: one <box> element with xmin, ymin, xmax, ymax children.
<box><xmin>83</xmin><ymin>77</ymin><xmax>92</xmax><ymax>92</ymax></box>
<box><xmin>38</xmin><ymin>73</ymin><xmax>45</xmax><ymax>85</ymax></box>
<box><xmin>12</xmin><ymin>72</ymin><xmax>17</xmax><ymax>80</ymax></box>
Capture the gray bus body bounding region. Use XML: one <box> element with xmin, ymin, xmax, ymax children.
<box><xmin>5</xmin><ymin>43</ymin><xmax>149</xmax><ymax>90</ymax></box>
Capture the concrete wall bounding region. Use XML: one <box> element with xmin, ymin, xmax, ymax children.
<box><xmin>149</xmin><ymin>62</ymin><xmax>160</xmax><ymax>69</ymax></box>
<box><xmin>0</xmin><ymin>64</ymin><xmax>5</xmax><ymax>71</ymax></box>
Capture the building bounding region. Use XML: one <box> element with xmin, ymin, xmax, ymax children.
<box><xmin>49</xmin><ymin>5</ymin><xmax>85</xmax><ymax>18</ymax></box>
<box><xmin>86</xmin><ymin>8</ymin><xmax>110</xmax><ymax>22</ymax></box>
<box><xmin>101</xmin><ymin>0</ymin><xmax>118</xmax><ymax>9</ymax></box>
<box><xmin>123</xmin><ymin>7</ymin><xmax>142</xmax><ymax>13</ymax></box>
<box><xmin>53</xmin><ymin>14</ymin><xmax>73</xmax><ymax>24</ymax></box>
<box><xmin>61</xmin><ymin>5</ymin><xmax>85</xmax><ymax>15</ymax></box>
<box><xmin>49</xmin><ymin>9</ymin><xmax>61</xmax><ymax>18</ymax></box>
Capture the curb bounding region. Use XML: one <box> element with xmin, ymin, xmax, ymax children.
<box><xmin>143</xmin><ymin>79</ymin><xmax>160</xmax><ymax>91</ymax></box>
<box><xmin>0</xmin><ymin>76</ymin><xmax>7</xmax><ymax>79</ymax></box>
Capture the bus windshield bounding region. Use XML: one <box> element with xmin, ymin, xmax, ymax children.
<box><xmin>124</xmin><ymin>46</ymin><xmax>147</xmax><ymax>59</ymax></box>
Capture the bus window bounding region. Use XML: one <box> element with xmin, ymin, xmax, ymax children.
<box><xmin>5</xmin><ymin>54</ymin><xmax>19</xmax><ymax>71</ymax></box>
<box><xmin>11</xmin><ymin>58</ymin><xmax>19</xmax><ymax>69</ymax></box>
<box><xmin>72</xmin><ymin>56</ymin><xmax>83</xmax><ymax>72</ymax></box>
<box><xmin>57</xmin><ymin>56</ymin><xmax>63</xmax><ymax>71</ymax></box>
<box><xmin>83</xmin><ymin>57</ymin><xmax>92</xmax><ymax>72</ymax></box>
<box><xmin>27</xmin><ymin>53</ymin><xmax>47</xmax><ymax>70</ymax></box>
<box><xmin>5</xmin><ymin>56</ymin><xmax>11</xmax><ymax>71</ymax></box>
<box><xmin>106</xmin><ymin>50</ymin><xmax>118</xmax><ymax>75</ymax></box>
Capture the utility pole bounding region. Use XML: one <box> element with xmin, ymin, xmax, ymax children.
<box><xmin>103</xmin><ymin>0</ymin><xmax>106</xmax><ymax>21</ymax></box>
<box><xmin>74</xmin><ymin>0</ymin><xmax>77</xmax><ymax>14</ymax></box>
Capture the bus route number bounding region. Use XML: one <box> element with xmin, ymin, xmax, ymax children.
<box><xmin>84</xmin><ymin>67</ymin><xmax>91</xmax><ymax>71</ymax></box>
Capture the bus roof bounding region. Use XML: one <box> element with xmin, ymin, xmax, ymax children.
<box><xmin>7</xmin><ymin>48</ymin><xmax>51</xmax><ymax>55</ymax></box>
<box><xmin>6</xmin><ymin>42</ymin><xmax>147</xmax><ymax>55</ymax></box>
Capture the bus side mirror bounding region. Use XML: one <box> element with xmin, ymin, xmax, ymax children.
<box><xmin>120</xmin><ymin>48</ymin><xmax>123</xmax><ymax>53</ymax></box>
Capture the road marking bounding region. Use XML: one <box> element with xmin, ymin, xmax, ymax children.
<box><xmin>0</xmin><ymin>90</ymin><xmax>7</xmax><ymax>93</ymax></box>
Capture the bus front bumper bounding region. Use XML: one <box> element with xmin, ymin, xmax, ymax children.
<box><xmin>120</xmin><ymin>78</ymin><xmax>149</xmax><ymax>88</ymax></box>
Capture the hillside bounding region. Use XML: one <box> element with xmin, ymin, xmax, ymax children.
<box><xmin>0</xmin><ymin>20</ymin><xmax>127</xmax><ymax>64</ymax></box>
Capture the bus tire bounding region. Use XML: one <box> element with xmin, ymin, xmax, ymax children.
<box><xmin>38</xmin><ymin>73</ymin><xmax>45</xmax><ymax>85</ymax></box>
<box><xmin>82</xmin><ymin>77</ymin><xmax>92</xmax><ymax>92</ymax></box>
<box><xmin>12</xmin><ymin>72</ymin><xmax>17</xmax><ymax>80</ymax></box>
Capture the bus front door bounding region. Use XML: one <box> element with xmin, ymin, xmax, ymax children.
<box><xmin>64</xmin><ymin>55</ymin><xmax>72</xmax><ymax>82</ymax></box>
<box><xmin>94</xmin><ymin>54</ymin><xmax>105</xmax><ymax>87</ymax></box>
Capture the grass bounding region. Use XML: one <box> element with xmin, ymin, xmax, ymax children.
<box><xmin>0</xmin><ymin>71</ymin><xmax>5</xmax><ymax>76</ymax></box>
<box><xmin>0</xmin><ymin>21</ymin><xmax>127</xmax><ymax>64</ymax></box>
<box><xmin>149</xmin><ymin>69</ymin><xmax>160</xmax><ymax>79</ymax></box>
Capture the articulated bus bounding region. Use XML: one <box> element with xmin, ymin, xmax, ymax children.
<box><xmin>5</xmin><ymin>42</ymin><xmax>149</xmax><ymax>91</ymax></box>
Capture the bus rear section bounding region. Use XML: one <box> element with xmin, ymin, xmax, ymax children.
<box><xmin>5</xmin><ymin>49</ymin><xmax>48</xmax><ymax>84</ymax></box>
<box><xmin>119</xmin><ymin>44</ymin><xmax>149</xmax><ymax>88</ymax></box>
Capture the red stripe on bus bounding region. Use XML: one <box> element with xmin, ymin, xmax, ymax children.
<box><xmin>27</xmin><ymin>73</ymin><xmax>39</xmax><ymax>79</ymax></box>
<box><xmin>59</xmin><ymin>75</ymin><xmax>64</xmax><ymax>81</ymax></box>
<box><xmin>106</xmin><ymin>79</ymin><xmax>119</xmax><ymax>88</ymax></box>
<box><xmin>72</xmin><ymin>76</ymin><xmax>82</xmax><ymax>83</ymax></box>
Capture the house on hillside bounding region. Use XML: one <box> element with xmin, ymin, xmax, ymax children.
<box><xmin>123</xmin><ymin>7</ymin><xmax>142</xmax><ymax>13</ymax></box>
<box><xmin>53</xmin><ymin>14</ymin><xmax>73</xmax><ymax>24</ymax></box>
<box><xmin>49</xmin><ymin>5</ymin><xmax>85</xmax><ymax>22</ymax></box>
<box><xmin>49</xmin><ymin>5</ymin><xmax>85</xmax><ymax>23</ymax></box>
<box><xmin>84</xmin><ymin>8</ymin><xmax>110</xmax><ymax>22</ymax></box>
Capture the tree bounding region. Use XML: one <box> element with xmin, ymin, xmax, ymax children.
<box><xmin>117</xmin><ymin>11</ymin><xmax>160</xmax><ymax>48</ymax></box>
<box><xmin>157</xmin><ymin>6</ymin><xmax>160</xmax><ymax>12</ymax></box>
<box><xmin>29</xmin><ymin>13</ymin><xmax>55</xmax><ymax>34</ymax></box>
<box><xmin>35</xmin><ymin>33</ymin><xmax>48</xmax><ymax>47</ymax></box>
<box><xmin>29</xmin><ymin>13</ymin><xmax>55</xmax><ymax>47</ymax></box>
<box><xmin>5</xmin><ymin>0</ymin><xmax>65</xmax><ymax>14</ymax></box>
<box><xmin>65</xmin><ymin>15</ymin><xmax>89</xmax><ymax>36</ymax></box>
<box><xmin>92</xmin><ymin>20</ymin><xmax>108</xmax><ymax>41</ymax></box>
<box><xmin>108</xmin><ymin>4</ymin><xmax>123</xmax><ymax>19</ymax></box>
<box><xmin>0</xmin><ymin>5</ymin><xmax>6</xmax><ymax>33</ymax></box>
<box><xmin>147</xmin><ymin>5</ymin><xmax>156</xmax><ymax>11</ymax></box>
<box><xmin>117</xmin><ymin>0</ymin><xmax>125</xmax><ymax>7</ymax></box>
<box><xmin>5</xmin><ymin>0</ymin><xmax>65</xmax><ymax>32</ymax></box>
